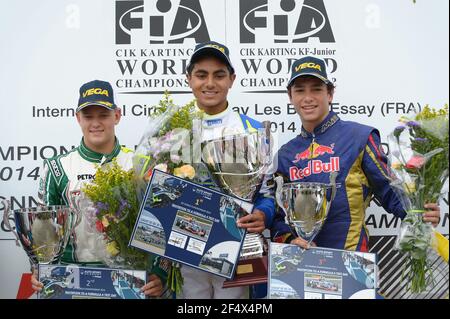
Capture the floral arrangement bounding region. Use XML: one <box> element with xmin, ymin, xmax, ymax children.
<box><xmin>387</xmin><ymin>105</ymin><xmax>449</xmax><ymax>293</ymax></box>
<box><xmin>134</xmin><ymin>91</ymin><xmax>202</xmax><ymax>183</ymax></box>
<box><xmin>81</xmin><ymin>159</ymin><xmax>148</xmax><ymax>270</ymax></box>
<box><xmin>133</xmin><ymin>91</ymin><xmax>201</xmax><ymax>295</ymax></box>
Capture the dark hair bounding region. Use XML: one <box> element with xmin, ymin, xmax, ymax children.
<box><xmin>186</xmin><ymin>55</ymin><xmax>235</xmax><ymax>76</ymax></box>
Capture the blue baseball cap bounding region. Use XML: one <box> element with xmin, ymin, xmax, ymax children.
<box><xmin>187</xmin><ymin>41</ymin><xmax>235</xmax><ymax>74</ymax></box>
<box><xmin>76</xmin><ymin>80</ymin><xmax>116</xmax><ymax>112</ymax></box>
<box><xmin>287</xmin><ymin>56</ymin><xmax>332</xmax><ymax>88</ymax></box>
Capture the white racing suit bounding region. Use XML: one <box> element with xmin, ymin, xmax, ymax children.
<box><xmin>179</xmin><ymin>106</ymin><xmax>275</xmax><ymax>299</ymax></box>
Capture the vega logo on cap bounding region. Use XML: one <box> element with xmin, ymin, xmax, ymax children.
<box><xmin>82</xmin><ymin>88</ymin><xmax>110</xmax><ymax>98</ymax></box>
<box><xmin>295</xmin><ymin>63</ymin><xmax>322</xmax><ymax>73</ymax></box>
<box><xmin>204</xmin><ymin>44</ymin><xmax>225</xmax><ymax>53</ymax></box>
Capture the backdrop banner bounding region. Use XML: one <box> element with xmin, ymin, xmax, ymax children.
<box><xmin>1</xmin><ymin>0</ymin><xmax>448</xmax><ymax>299</ymax></box>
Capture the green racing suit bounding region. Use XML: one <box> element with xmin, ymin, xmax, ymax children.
<box><xmin>37</xmin><ymin>138</ymin><xmax>170</xmax><ymax>286</ymax></box>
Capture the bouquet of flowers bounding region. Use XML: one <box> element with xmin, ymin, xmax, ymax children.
<box><xmin>81</xmin><ymin>159</ymin><xmax>148</xmax><ymax>270</ymax></box>
<box><xmin>387</xmin><ymin>105</ymin><xmax>449</xmax><ymax>293</ymax></box>
<box><xmin>134</xmin><ymin>91</ymin><xmax>202</xmax><ymax>186</ymax></box>
<box><xmin>133</xmin><ymin>91</ymin><xmax>201</xmax><ymax>294</ymax></box>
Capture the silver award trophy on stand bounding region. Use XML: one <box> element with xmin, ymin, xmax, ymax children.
<box><xmin>67</xmin><ymin>190</ymin><xmax>117</xmax><ymax>267</ymax></box>
<box><xmin>275</xmin><ymin>172</ymin><xmax>338</xmax><ymax>246</ymax></box>
<box><xmin>201</xmin><ymin>127</ymin><xmax>272</xmax><ymax>202</ymax></box>
<box><xmin>201</xmin><ymin>127</ymin><xmax>272</xmax><ymax>287</ymax></box>
<box><xmin>2</xmin><ymin>200</ymin><xmax>78</xmax><ymax>266</ymax></box>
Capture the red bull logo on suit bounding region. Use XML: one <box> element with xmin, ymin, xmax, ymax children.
<box><xmin>289</xmin><ymin>157</ymin><xmax>340</xmax><ymax>181</ymax></box>
<box><xmin>290</xmin><ymin>142</ymin><xmax>339</xmax><ymax>181</ymax></box>
<box><xmin>293</xmin><ymin>142</ymin><xmax>335</xmax><ymax>163</ymax></box>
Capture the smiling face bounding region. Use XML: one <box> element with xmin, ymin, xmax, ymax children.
<box><xmin>76</xmin><ymin>105</ymin><xmax>121</xmax><ymax>154</ymax></box>
<box><xmin>288</xmin><ymin>76</ymin><xmax>334</xmax><ymax>133</ymax></box>
<box><xmin>187</xmin><ymin>56</ymin><xmax>236</xmax><ymax>115</ymax></box>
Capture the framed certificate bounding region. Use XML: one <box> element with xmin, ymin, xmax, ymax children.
<box><xmin>129</xmin><ymin>170</ymin><xmax>254</xmax><ymax>279</ymax></box>
<box><xmin>38</xmin><ymin>264</ymin><xmax>147</xmax><ymax>299</ymax></box>
<box><xmin>268</xmin><ymin>243</ymin><xmax>378</xmax><ymax>299</ymax></box>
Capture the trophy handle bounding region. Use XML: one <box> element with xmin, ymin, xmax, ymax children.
<box><xmin>2</xmin><ymin>199</ymin><xmax>20</xmax><ymax>247</ymax></box>
<box><xmin>274</xmin><ymin>176</ymin><xmax>288</xmax><ymax>220</ymax></box>
<box><xmin>68</xmin><ymin>191</ymin><xmax>83</xmax><ymax>228</ymax></box>
<box><xmin>329</xmin><ymin>171</ymin><xmax>338</xmax><ymax>201</ymax></box>
<box><xmin>325</xmin><ymin>171</ymin><xmax>338</xmax><ymax>217</ymax></box>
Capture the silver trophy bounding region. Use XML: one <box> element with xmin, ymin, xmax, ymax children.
<box><xmin>201</xmin><ymin>127</ymin><xmax>272</xmax><ymax>202</ymax></box>
<box><xmin>2</xmin><ymin>200</ymin><xmax>78</xmax><ymax>265</ymax></box>
<box><xmin>202</xmin><ymin>128</ymin><xmax>273</xmax><ymax>287</ymax></box>
<box><xmin>67</xmin><ymin>190</ymin><xmax>113</xmax><ymax>263</ymax></box>
<box><xmin>275</xmin><ymin>172</ymin><xmax>337</xmax><ymax>244</ymax></box>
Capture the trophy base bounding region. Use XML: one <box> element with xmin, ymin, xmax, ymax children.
<box><xmin>223</xmin><ymin>255</ymin><xmax>268</xmax><ymax>288</ymax></box>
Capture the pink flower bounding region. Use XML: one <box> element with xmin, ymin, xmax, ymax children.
<box><xmin>406</xmin><ymin>156</ymin><xmax>426</xmax><ymax>169</ymax></box>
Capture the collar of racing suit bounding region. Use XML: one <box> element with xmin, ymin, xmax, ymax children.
<box><xmin>78</xmin><ymin>137</ymin><xmax>121</xmax><ymax>164</ymax></box>
<box><xmin>300</xmin><ymin>111</ymin><xmax>340</xmax><ymax>138</ymax></box>
<box><xmin>197</xmin><ymin>102</ymin><xmax>232</xmax><ymax>129</ymax></box>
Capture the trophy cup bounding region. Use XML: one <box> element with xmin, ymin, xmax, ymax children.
<box><xmin>201</xmin><ymin>127</ymin><xmax>272</xmax><ymax>202</ymax></box>
<box><xmin>67</xmin><ymin>190</ymin><xmax>118</xmax><ymax>266</ymax></box>
<box><xmin>274</xmin><ymin>172</ymin><xmax>338</xmax><ymax>246</ymax></box>
<box><xmin>201</xmin><ymin>127</ymin><xmax>272</xmax><ymax>287</ymax></box>
<box><xmin>2</xmin><ymin>200</ymin><xmax>78</xmax><ymax>266</ymax></box>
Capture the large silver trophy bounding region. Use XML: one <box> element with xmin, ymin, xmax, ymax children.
<box><xmin>2</xmin><ymin>200</ymin><xmax>78</xmax><ymax>265</ymax></box>
<box><xmin>202</xmin><ymin>127</ymin><xmax>272</xmax><ymax>287</ymax></box>
<box><xmin>275</xmin><ymin>172</ymin><xmax>338</xmax><ymax>244</ymax></box>
<box><xmin>201</xmin><ymin>128</ymin><xmax>272</xmax><ymax>202</ymax></box>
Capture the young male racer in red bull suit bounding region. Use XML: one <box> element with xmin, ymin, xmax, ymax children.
<box><xmin>30</xmin><ymin>80</ymin><xmax>170</xmax><ymax>297</ymax></box>
<box><xmin>180</xmin><ymin>41</ymin><xmax>275</xmax><ymax>299</ymax></box>
<box><xmin>270</xmin><ymin>56</ymin><xmax>441</xmax><ymax>251</ymax></box>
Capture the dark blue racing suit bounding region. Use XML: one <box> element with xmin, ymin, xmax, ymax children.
<box><xmin>271</xmin><ymin>112</ymin><xmax>405</xmax><ymax>252</ymax></box>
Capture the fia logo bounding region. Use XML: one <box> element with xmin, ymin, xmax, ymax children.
<box><xmin>116</xmin><ymin>0</ymin><xmax>210</xmax><ymax>44</ymax></box>
<box><xmin>240</xmin><ymin>0</ymin><xmax>335</xmax><ymax>43</ymax></box>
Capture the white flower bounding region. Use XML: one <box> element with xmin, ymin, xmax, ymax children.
<box><xmin>160</xmin><ymin>143</ymin><xmax>172</xmax><ymax>152</ymax></box>
<box><xmin>170</xmin><ymin>154</ymin><xmax>181</xmax><ymax>163</ymax></box>
<box><xmin>154</xmin><ymin>163</ymin><xmax>168</xmax><ymax>172</ymax></box>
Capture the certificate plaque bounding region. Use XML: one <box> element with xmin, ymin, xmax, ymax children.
<box><xmin>38</xmin><ymin>264</ymin><xmax>147</xmax><ymax>299</ymax></box>
<box><xmin>130</xmin><ymin>170</ymin><xmax>254</xmax><ymax>279</ymax></box>
<box><xmin>268</xmin><ymin>243</ymin><xmax>378</xmax><ymax>299</ymax></box>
